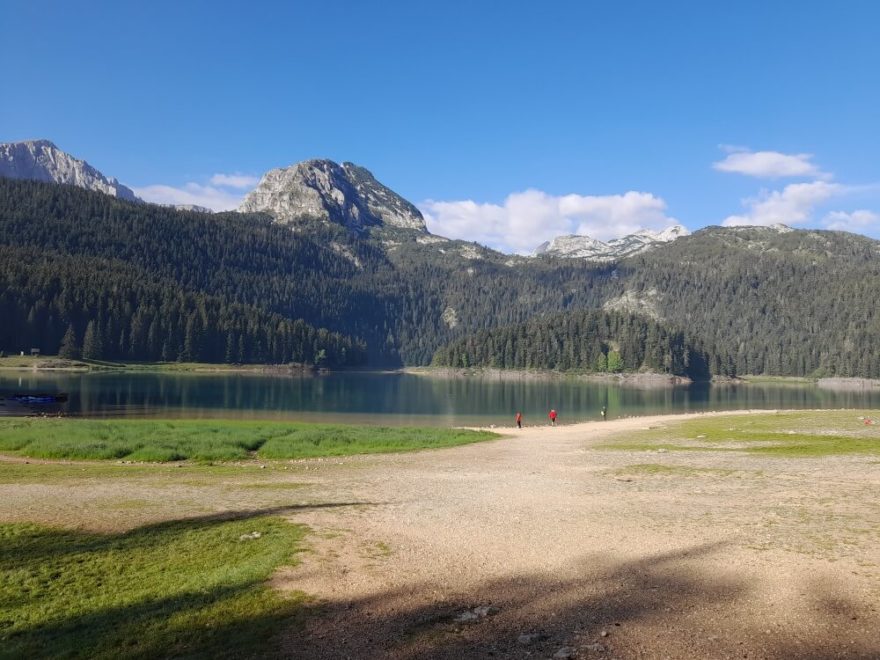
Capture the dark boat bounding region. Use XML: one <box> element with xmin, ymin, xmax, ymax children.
<box><xmin>10</xmin><ymin>393</ymin><xmax>69</xmax><ymax>404</ymax></box>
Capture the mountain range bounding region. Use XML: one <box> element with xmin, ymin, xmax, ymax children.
<box><xmin>1</xmin><ymin>139</ymin><xmax>879</xmax><ymax>379</ymax></box>
<box><xmin>534</xmin><ymin>225</ymin><xmax>691</xmax><ymax>261</ymax></box>
<box><xmin>0</xmin><ymin>139</ymin><xmax>685</xmax><ymax>259</ymax></box>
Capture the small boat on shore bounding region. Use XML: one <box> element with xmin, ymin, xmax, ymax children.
<box><xmin>10</xmin><ymin>393</ymin><xmax>69</xmax><ymax>404</ymax></box>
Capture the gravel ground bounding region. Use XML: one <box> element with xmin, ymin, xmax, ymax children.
<box><xmin>274</xmin><ymin>412</ymin><xmax>880</xmax><ymax>659</ymax></box>
<box><xmin>2</xmin><ymin>411</ymin><xmax>878</xmax><ymax>659</ymax></box>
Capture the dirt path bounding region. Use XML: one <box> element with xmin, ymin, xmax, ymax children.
<box><xmin>1</xmin><ymin>411</ymin><xmax>877</xmax><ymax>658</ymax></box>
<box><xmin>275</xmin><ymin>412</ymin><xmax>880</xmax><ymax>659</ymax></box>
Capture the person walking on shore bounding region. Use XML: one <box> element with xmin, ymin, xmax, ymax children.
<box><xmin>515</xmin><ymin>411</ymin><xmax>523</xmax><ymax>428</ymax></box>
<box><xmin>549</xmin><ymin>409</ymin><xmax>557</xmax><ymax>426</ymax></box>
<box><xmin>601</xmin><ymin>405</ymin><xmax>607</xmax><ymax>421</ymax></box>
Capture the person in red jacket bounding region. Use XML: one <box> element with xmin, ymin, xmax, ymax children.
<box><xmin>548</xmin><ymin>409</ymin><xmax>557</xmax><ymax>426</ymax></box>
<box><xmin>515</xmin><ymin>411</ymin><xmax>523</xmax><ymax>428</ymax></box>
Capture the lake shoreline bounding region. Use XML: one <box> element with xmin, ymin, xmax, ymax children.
<box><xmin>5</xmin><ymin>357</ymin><xmax>880</xmax><ymax>392</ymax></box>
<box><xmin>0</xmin><ymin>355</ymin><xmax>324</xmax><ymax>376</ymax></box>
<box><xmin>406</xmin><ymin>366</ymin><xmax>880</xmax><ymax>391</ymax></box>
<box><xmin>403</xmin><ymin>366</ymin><xmax>693</xmax><ymax>387</ymax></box>
<box><xmin>4</xmin><ymin>363</ymin><xmax>879</xmax><ymax>423</ymax></box>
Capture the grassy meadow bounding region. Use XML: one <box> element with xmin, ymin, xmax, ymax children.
<box><xmin>0</xmin><ymin>515</ymin><xmax>307</xmax><ymax>659</ymax></box>
<box><xmin>0</xmin><ymin>354</ymin><xmax>313</xmax><ymax>374</ymax></box>
<box><xmin>602</xmin><ymin>409</ymin><xmax>880</xmax><ymax>457</ymax></box>
<box><xmin>0</xmin><ymin>417</ymin><xmax>499</xmax><ymax>657</ymax></box>
<box><xmin>2</xmin><ymin>410</ymin><xmax>877</xmax><ymax>657</ymax></box>
<box><xmin>0</xmin><ymin>418</ymin><xmax>497</xmax><ymax>462</ymax></box>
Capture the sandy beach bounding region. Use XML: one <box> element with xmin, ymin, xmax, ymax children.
<box><xmin>2</xmin><ymin>411</ymin><xmax>878</xmax><ymax>658</ymax></box>
<box><xmin>273</xmin><ymin>412</ymin><xmax>880</xmax><ymax>658</ymax></box>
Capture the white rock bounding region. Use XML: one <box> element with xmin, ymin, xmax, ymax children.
<box><xmin>453</xmin><ymin>604</ymin><xmax>499</xmax><ymax>623</ymax></box>
<box><xmin>534</xmin><ymin>224</ymin><xmax>690</xmax><ymax>261</ymax></box>
<box><xmin>442</xmin><ymin>306</ymin><xmax>459</xmax><ymax>329</ymax></box>
<box><xmin>0</xmin><ymin>139</ymin><xmax>138</xmax><ymax>201</ymax></box>
<box><xmin>172</xmin><ymin>204</ymin><xmax>213</xmax><ymax>213</ymax></box>
<box><xmin>239</xmin><ymin>159</ymin><xmax>426</xmax><ymax>232</ymax></box>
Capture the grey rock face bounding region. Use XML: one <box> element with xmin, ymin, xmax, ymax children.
<box><xmin>535</xmin><ymin>224</ymin><xmax>690</xmax><ymax>261</ymax></box>
<box><xmin>0</xmin><ymin>139</ymin><xmax>138</xmax><ymax>201</ymax></box>
<box><xmin>239</xmin><ymin>159</ymin><xmax>426</xmax><ymax>232</ymax></box>
<box><xmin>172</xmin><ymin>204</ymin><xmax>213</xmax><ymax>213</ymax></box>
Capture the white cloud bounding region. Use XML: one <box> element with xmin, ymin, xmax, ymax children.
<box><xmin>713</xmin><ymin>149</ymin><xmax>828</xmax><ymax>179</ymax></box>
<box><xmin>722</xmin><ymin>181</ymin><xmax>843</xmax><ymax>227</ymax></box>
<box><xmin>822</xmin><ymin>209</ymin><xmax>880</xmax><ymax>232</ymax></box>
<box><xmin>420</xmin><ymin>189</ymin><xmax>679</xmax><ymax>254</ymax></box>
<box><xmin>209</xmin><ymin>173</ymin><xmax>260</xmax><ymax>188</ymax></box>
<box><xmin>133</xmin><ymin>172</ymin><xmax>259</xmax><ymax>211</ymax></box>
<box><xmin>133</xmin><ymin>182</ymin><xmax>246</xmax><ymax>211</ymax></box>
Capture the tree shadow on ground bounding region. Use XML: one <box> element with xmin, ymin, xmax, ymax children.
<box><xmin>0</xmin><ymin>502</ymin><xmax>376</xmax><ymax>660</ymax></box>
<box><xmin>1</xmin><ymin>582</ymin><xmax>301</xmax><ymax>660</ymax></box>
<box><xmin>281</xmin><ymin>541</ymin><xmax>880</xmax><ymax>659</ymax></box>
<box><xmin>0</xmin><ymin>502</ymin><xmax>377</xmax><ymax>568</ymax></box>
<box><xmin>4</xmin><ymin>519</ymin><xmax>877</xmax><ymax>659</ymax></box>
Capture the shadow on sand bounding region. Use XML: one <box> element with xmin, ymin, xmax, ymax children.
<box><xmin>3</xmin><ymin>512</ymin><xmax>877</xmax><ymax>659</ymax></box>
<box><xmin>281</xmin><ymin>541</ymin><xmax>879</xmax><ymax>659</ymax></box>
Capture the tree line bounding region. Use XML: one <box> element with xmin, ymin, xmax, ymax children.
<box><xmin>432</xmin><ymin>310</ymin><xmax>710</xmax><ymax>378</ymax></box>
<box><xmin>2</xmin><ymin>178</ymin><xmax>880</xmax><ymax>378</ymax></box>
<box><xmin>0</xmin><ymin>247</ymin><xmax>364</xmax><ymax>366</ymax></box>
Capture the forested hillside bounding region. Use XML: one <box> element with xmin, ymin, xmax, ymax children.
<box><xmin>616</xmin><ymin>227</ymin><xmax>880</xmax><ymax>378</ymax></box>
<box><xmin>0</xmin><ymin>181</ymin><xmax>369</xmax><ymax>366</ymax></box>
<box><xmin>0</xmin><ymin>179</ymin><xmax>613</xmax><ymax>365</ymax></box>
<box><xmin>0</xmin><ymin>246</ymin><xmax>365</xmax><ymax>366</ymax></box>
<box><xmin>2</xmin><ymin>178</ymin><xmax>879</xmax><ymax>378</ymax></box>
<box><xmin>432</xmin><ymin>310</ymin><xmax>709</xmax><ymax>378</ymax></box>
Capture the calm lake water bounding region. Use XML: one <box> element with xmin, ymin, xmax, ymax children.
<box><xmin>2</xmin><ymin>371</ymin><xmax>879</xmax><ymax>426</ymax></box>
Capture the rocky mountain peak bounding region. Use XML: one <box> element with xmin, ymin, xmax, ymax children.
<box><xmin>172</xmin><ymin>204</ymin><xmax>213</xmax><ymax>213</ymax></box>
<box><xmin>0</xmin><ymin>139</ymin><xmax>138</xmax><ymax>201</ymax></box>
<box><xmin>647</xmin><ymin>224</ymin><xmax>690</xmax><ymax>242</ymax></box>
<box><xmin>535</xmin><ymin>224</ymin><xmax>691</xmax><ymax>261</ymax></box>
<box><xmin>239</xmin><ymin>159</ymin><xmax>426</xmax><ymax>232</ymax></box>
<box><xmin>23</xmin><ymin>138</ymin><xmax>58</xmax><ymax>149</ymax></box>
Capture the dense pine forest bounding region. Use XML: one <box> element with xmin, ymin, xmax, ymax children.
<box><xmin>0</xmin><ymin>181</ymin><xmax>370</xmax><ymax>366</ymax></box>
<box><xmin>2</xmin><ymin>178</ymin><xmax>880</xmax><ymax>378</ymax></box>
<box><xmin>615</xmin><ymin>227</ymin><xmax>880</xmax><ymax>378</ymax></box>
<box><xmin>431</xmin><ymin>310</ymin><xmax>709</xmax><ymax>378</ymax></box>
<box><xmin>0</xmin><ymin>179</ymin><xmax>613</xmax><ymax>365</ymax></box>
<box><xmin>0</xmin><ymin>246</ymin><xmax>365</xmax><ymax>366</ymax></box>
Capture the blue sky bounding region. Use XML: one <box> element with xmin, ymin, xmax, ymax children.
<box><xmin>3</xmin><ymin>1</ymin><xmax>880</xmax><ymax>253</ymax></box>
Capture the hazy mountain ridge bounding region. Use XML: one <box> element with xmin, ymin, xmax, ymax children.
<box><xmin>172</xmin><ymin>204</ymin><xmax>213</xmax><ymax>213</ymax></box>
<box><xmin>0</xmin><ymin>140</ymin><xmax>138</xmax><ymax>201</ymax></box>
<box><xmin>535</xmin><ymin>224</ymin><xmax>691</xmax><ymax>260</ymax></box>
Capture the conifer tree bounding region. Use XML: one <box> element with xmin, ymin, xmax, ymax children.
<box><xmin>81</xmin><ymin>321</ymin><xmax>103</xmax><ymax>360</ymax></box>
<box><xmin>58</xmin><ymin>324</ymin><xmax>80</xmax><ymax>359</ymax></box>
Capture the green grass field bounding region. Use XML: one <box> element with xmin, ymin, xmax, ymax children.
<box><xmin>0</xmin><ymin>418</ymin><xmax>496</xmax><ymax>656</ymax></box>
<box><xmin>0</xmin><ymin>354</ymin><xmax>313</xmax><ymax>373</ymax></box>
<box><xmin>602</xmin><ymin>410</ymin><xmax>880</xmax><ymax>457</ymax></box>
<box><xmin>0</xmin><ymin>418</ymin><xmax>497</xmax><ymax>462</ymax></box>
<box><xmin>0</xmin><ymin>515</ymin><xmax>307</xmax><ymax>659</ymax></box>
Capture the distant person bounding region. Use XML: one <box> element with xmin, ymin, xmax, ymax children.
<box><xmin>549</xmin><ymin>409</ymin><xmax>557</xmax><ymax>426</ymax></box>
<box><xmin>515</xmin><ymin>411</ymin><xmax>523</xmax><ymax>428</ymax></box>
<box><xmin>601</xmin><ymin>405</ymin><xmax>607</xmax><ymax>421</ymax></box>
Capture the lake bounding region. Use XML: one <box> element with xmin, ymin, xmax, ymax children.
<box><xmin>2</xmin><ymin>371</ymin><xmax>879</xmax><ymax>426</ymax></box>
